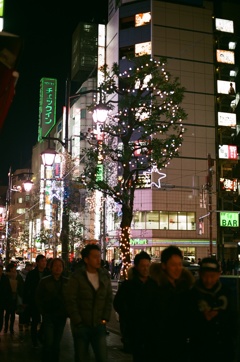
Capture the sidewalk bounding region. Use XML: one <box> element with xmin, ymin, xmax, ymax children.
<box><xmin>0</xmin><ymin>316</ymin><xmax>132</xmax><ymax>362</ymax></box>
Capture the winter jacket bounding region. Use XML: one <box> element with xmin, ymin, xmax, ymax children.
<box><xmin>149</xmin><ymin>262</ymin><xmax>195</xmax><ymax>362</ymax></box>
<box><xmin>5</xmin><ymin>270</ymin><xmax>25</xmax><ymax>310</ymax></box>
<box><xmin>188</xmin><ymin>278</ymin><xmax>238</xmax><ymax>362</ymax></box>
<box><xmin>0</xmin><ymin>272</ymin><xmax>12</xmax><ymax>308</ymax></box>
<box><xmin>23</xmin><ymin>266</ymin><xmax>50</xmax><ymax>309</ymax></box>
<box><xmin>113</xmin><ymin>267</ymin><xmax>159</xmax><ymax>357</ymax></box>
<box><xmin>64</xmin><ymin>266</ymin><xmax>112</xmax><ymax>327</ymax></box>
<box><xmin>36</xmin><ymin>274</ymin><xmax>69</xmax><ymax>321</ymax></box>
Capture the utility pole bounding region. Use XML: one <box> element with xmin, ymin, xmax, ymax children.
<box><xmin>207</xmin><ymin>154</ymin><xmax>214</xmax><ymax>256</ymax></box>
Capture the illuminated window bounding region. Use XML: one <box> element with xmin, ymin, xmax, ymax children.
<box><xmin>169</xmin><ymin>212</ymin><xmax>177</xmax><ymax>230</ymax></box>
<box><xmin>135</xmin><ymin>12</ymin><xmax>151</xmax><ymax>27</ymax></box>
<box><xmin>131</xmin><ymin>211</ymin><xmax>196</xmax><ymax>230</ymax></box>
<box><xmin>16</xmin><ymin>208</ymin><xmax>25</xmax><ymax>215</ymax></box>
<box><xmin>216</xmin><ymin>50</ymin><xmax>235</xmax><ymax>65</ymax></box>
<box><xmin>215</xmin><ymin>18</ymin><xmax>234</xmax><ymax>33</ymax></box>
<box><xmin>160</xmin><ymin>212</ymin><xmax>168</xmax><ymax>230</ymax></box>
<box><xmin>133</xmin><ymin>211</ymin><xmax>145</xmax><ymax>229</ymax></box>
<box><xmin>146</xmin><ymin>211</ymin><xmax>159</xmax><ymax>229</ymax></box>
<box><xmin>135</xmin><ymin>42</ymin><xmax>151</xmax><ymax>57</ymax></box>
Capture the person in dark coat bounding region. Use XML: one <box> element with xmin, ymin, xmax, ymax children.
<box><xmin>0</xmin><ymin>264</ymin><xmax>12</xmax><ymax>337</ymax></box>
<box><xmin>188</xmin><ymin>257</ymin><xmax>238</xmax><ymax>362</ymax></box>
<box><xmin>36</xmin><ymin>258</ymin><xmax>69</xmax><ymax>362</ymax></box>
<box><xmin>113</xmin><ymin>251</ymin><xmax>159</xmax><ymax>362</ymax></box>
<box><xmin>64</xmin><ymin>244</ymin><xmax>112</xmax><ymax>362</ymax></box>
<box><xmin>149</xmin><ymin>245</ymin><xmax>195</xmax><ymax>362</ymax></box>
<box><xmin>4</xmin><ymin>262</ymin><xmax>25</xmax><ymax>336</ymax></box>
<box><xmin>23</xmin><ymin>254</ymin><xmax>50</xmax><ymax>347</ymax></box>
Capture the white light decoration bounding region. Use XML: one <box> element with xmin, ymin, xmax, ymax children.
<box><xmin>229</xmin><ymin>42</ymin><xmax>236</xmax><ymax>50</ymax></box>
<box><xmin>143</xmin><ymin>165</ymin><xmax>166</xmax><ymax>188</ymax></box>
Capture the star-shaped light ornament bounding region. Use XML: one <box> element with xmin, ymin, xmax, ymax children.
<box><xmin>144</xmin><ymin>165</ymin><xmax>166</xmax><ymax>189</ymax></box>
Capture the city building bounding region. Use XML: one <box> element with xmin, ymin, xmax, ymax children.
<box><xmin>104</xmin><ymin>0</ymin><xmax>240</xmax><ymax>261</ymax></box>
<box><xmin>3</xmin><ymin>0</ymin><xmax>240</xmax><ymax>264</ymax></box>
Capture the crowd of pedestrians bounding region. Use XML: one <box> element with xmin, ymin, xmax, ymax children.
<box><xmin>0</xmin><ymin>246</ymin><xmax>239</xmax><ymax>362</ymax></box>
<box><xmin>114</xmin><ymin>247</ymin><xmax>239</xmax><ymax>362</ymax></box>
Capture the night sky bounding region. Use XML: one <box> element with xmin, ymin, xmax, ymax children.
<box><xmin>0</xmin><ymin>0</ymin><xmax>108</xmax><ymax>184</ymax></box>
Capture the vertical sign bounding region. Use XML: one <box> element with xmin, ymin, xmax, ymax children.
<box><xmin>38</xmin><ymin>78</ymin><xmax>57</xmax><ymax>141</ymax></box>
<box><xmin>0</xmin><ymin>0</ymin><xmax>4</xmax><ymax>17</ymax></box>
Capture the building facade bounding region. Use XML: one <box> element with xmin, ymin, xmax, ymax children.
<box><xmin>104</xmin><ymin>0</ymin><xmax>239</xmax><ymax>261</ymax></box>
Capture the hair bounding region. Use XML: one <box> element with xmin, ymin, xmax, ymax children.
<box><xmin>161</xmin><ymin>245</ymin><xmax>183</xmax><ymax>264</ymax></box>
<box><xmin>36</xmin><ymin>254</ymin><xmax>46</xmax><ymax>263</ymax></box>
<box><xmin>49</xmin><ymin>258</ymin><xmax>65</xmax><ymax>270</ymax></box>
<box><xmin>199</xmin><ymin>257</ymin><xmax>220</xmax><ymax>273</ymax></box>
<box><xmin>81</xmin><ymin>244</ymin><xmax>100</xmax><ymax>259</ymax></box>
<box><xmin>6</xmin><ymin>262</ymin><xmax>16</xmax><ymax>272</ymax></box>
<box><xmin>134</xmin><ymin>251</ymin><xmax>151</xmax><ymax>266</ymax></box>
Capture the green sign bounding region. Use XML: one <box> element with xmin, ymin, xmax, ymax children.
<box><xmin>0</xmin><ymin>0</ymin><xmax>4</xmax><ymax>17</ymax></box>
<box><xmin>220</xmin><ymin>212</ymin><xmax>239</xmax><ymax>227</ymax></box>
<box><xmin>38</xmin><ymin>78</ymin><xmax>57</xmax><ymax>141</ymax></box>
<box><xmin>96</xmin><ymin>164</ymin><xmax>103</xmax><ymax>182</ymax></box>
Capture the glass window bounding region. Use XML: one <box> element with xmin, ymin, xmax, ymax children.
<box><xmin>146</xmin><ymin>211</ymin><xmax>159</xmax><ymax>229</ymax></box>
<box><xmin>178</xmin><ymin>212</ymin><xmax>187</xmax><ymax>230</ymax></box>
<box><xmin>135</xmin><ymin>42</ymin><xmax>151</xmax><ymax>57</ymax></box>
<box><xmin>81</xmin><ymin>109</ymin><xmax>86</xmax><ymax>119</ymax></box>
<box><xmin>160</xmin><ymin>212</ymin><xmax>168</xmax><ymax>230</ymax></box>
<box><xmin>135</xmin><ymin>12</ymin><xmax>151</xmax><ymax>27</ymax></box>
<box><xmin>120</xmin><ymin>16</ymin><xmax>135</xmax><ymax>30</ymax></box>
<box><xmin>120</xmin><ymin>45</ymin><xmax>135</xmax><ymax>60</ymax></box>
<box><xmin>16</xmin><ymin>208</ymin><xmax>25</xmax><ymax>215</ymax></box>
<box><xmin>133</xmin><ymin>211</ymin><xmax>145</xmax><ymax>229</ymax></box>
<box><xmin>131</xmin><ymin>211</ymin><xmax>195</xmax><ymax>231</ymax></box>
<box><xmin>169</xmin><ymin>212</ymin><xmax>177</xmax><ymax>230</ymax></box>
<box><xmin>187</xmin><ymin>212</ymin><xmax>196</xmax><ymax>230</ymax></box>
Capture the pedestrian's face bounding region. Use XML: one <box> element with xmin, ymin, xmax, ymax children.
<box><xmin>162</xmin><ymin>255</ymin><xmax>183</xmax><ymax>283</ymax></box>
<box><xmin>200</xmin><ymin>271</ymin><xmax>220</xmax><ymax>289</ymax></box>
<box><xmin>51</xmin><ymin>260</ymin><xmax>64</xmax><ymax>279</ymax></box>
<box><xmin>84</xmin><ymin>250</ymin><xmax>101</xmax><ymax>272</ymax></box>
<box><xmin>37</xmin><ymin>257</ymin><xmax>47</xmax><ymax>271</ymax></box>
<box><xmin>135</xmin><ymin>259</ymin><xmax>150</xmax><ymax>280</ymax></box>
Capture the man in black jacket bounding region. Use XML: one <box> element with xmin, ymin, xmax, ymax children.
<box><xmin>188</xmin><ymin>257</ymin><xmax>238</xmax><ymax>362</ymax></box>
<box><xmin>113</xmin><ymin>251</ymin><xmax>159</xmax><ymax>362</ymax></box>
<box><xmin>0</xmin><ymin>264</ymin><xmax>11</xmax><ymax>338</ymax></box>
<box><xmin>36</xmin><ymin>258</ymin><xmax>69</xmax><ymax>362</ymax></box>
<box><xmin>23</xmin><ymin>254</ymin><xmax>49</xmax><ymax>348</ymax></box>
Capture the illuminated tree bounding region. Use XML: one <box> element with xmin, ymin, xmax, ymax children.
<box><xmin>83</xmin><ymin>55</ymin><xmax>187</xmax><ymax>278</ymax></box>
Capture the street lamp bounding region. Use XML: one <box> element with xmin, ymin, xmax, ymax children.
<box><xmin>40</xmin><ymin>86</ymin><xmax>109</xmax><ymax>266</ymax></box>
<box><xmin>5</xmin><ymin>168</ymin><xmax>34</xmax><ymax>266</ymax></box>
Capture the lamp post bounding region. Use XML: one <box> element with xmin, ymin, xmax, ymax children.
<box><xmin>5</xmin><ymin>168</ymin><xmax>33</xmax><ymax>266</ymax></box>
<box><xmin>41</xmin><ymin>84</ymin><xmax>109</xmax><ymax>267</ymax></box>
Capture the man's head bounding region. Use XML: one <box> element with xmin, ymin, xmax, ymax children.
<box><xmin>6</xmin><ymin>262</ymin><xmax>17</xmax><ymax>278</ymax></box>
<box><xmin>161</xmin><ymin>246</ymin><xmax>183</xmax><ymax>283</ymax></box>
<box><xmin>81</xmin><ymin>244</ymin><xmax>101</xmax><ymax>272</ymax></box>
<box><xmin>199</xmin><ymin>257</ymin><xmax>221</xmax><ymax>290</ymax></box>
<box><xmin>25</xmin><ymin>262</ymin><xmax>33</xmax><ymax>271</ymax></box>
<box><xmin>36</xmin><ymin>254</ymin><xmax>47</xmax><ymax>272</ymax></box>
<box><xmin>134</xmin><ymin>251</ymin><xmax>151</xmax><ymax>281</ymax></box>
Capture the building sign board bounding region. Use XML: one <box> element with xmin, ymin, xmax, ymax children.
<box><xmin>220</xmin><ymin>212</ymin><xmax>239</xmax><ymax>227</ymax></box>
<box><xmin>38</xmin><ymin>78</ymin><xmax>57</xmax><ymax>141</ymax></box>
